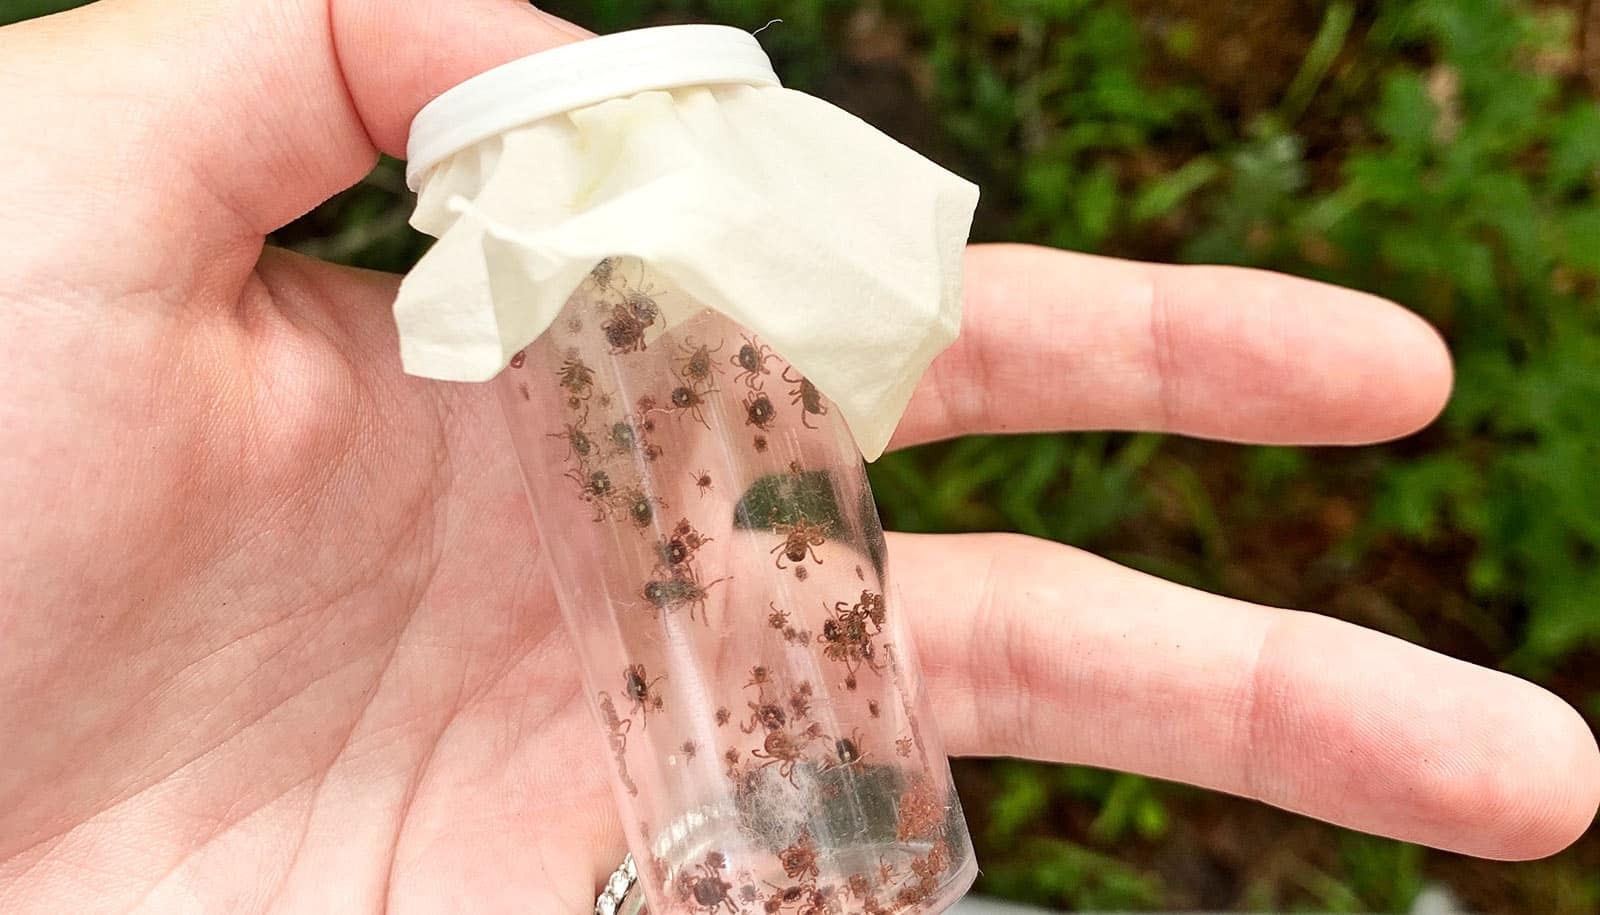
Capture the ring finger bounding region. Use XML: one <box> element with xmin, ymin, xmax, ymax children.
<box><xmin>895</xmin><ymin>531</ymin><xmax>1600</xmax><ymax>861</ymax></box>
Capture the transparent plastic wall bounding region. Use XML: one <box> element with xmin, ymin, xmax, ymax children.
<box><xmin>496</xmin><ymin>258</ymin><xmax>976</xmax><ymax>914</ymax></box>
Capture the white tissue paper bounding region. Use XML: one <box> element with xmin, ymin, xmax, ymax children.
<box><xmin>396</xmin><ymin>75</ymin><xmax>979</xmax><ymax>460</ymax></box>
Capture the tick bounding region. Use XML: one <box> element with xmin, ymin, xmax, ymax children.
<box><xmin>730</xmin><ymin>334</ymin><xmax>777</xmax><ymax>389</ymax></box>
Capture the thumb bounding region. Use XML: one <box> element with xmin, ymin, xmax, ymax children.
<box><xmin>335</xmin><ymin>1</ymin><xmax>593</xmax><ymax>159</ymax></box>
<box><xmin>0</xmin><ymin>0</ymin><xmax>586</xmax><ymax>293</ymax></box>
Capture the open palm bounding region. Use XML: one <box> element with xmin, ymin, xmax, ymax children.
<box><xmin>1</xmin><ymin>2</ymin><xmax>1595</xmax><ymax>912</ymax></box>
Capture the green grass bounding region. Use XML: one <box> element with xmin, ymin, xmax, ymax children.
<box><xmin>8</xmin><ymin>0</ymin><xmax>1598</xmax><ymax>911</ymax></box>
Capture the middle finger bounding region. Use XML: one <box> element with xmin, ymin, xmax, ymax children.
<box><xmin>891</xmin><ymin>244</ymin><xmax>1454</xmax><ymax>449</ymax></box>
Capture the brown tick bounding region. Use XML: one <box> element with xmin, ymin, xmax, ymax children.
<box><xmin>654</xmin><ymin>519</ymin><xmax>710</xmax><ymax>572</ymax></box>
<box><xmin>623</xmin><ymin>288</ymin><xmax>660</xmax><ymax>325</ymax></box>
<box><xmin>771</xmin><ymin>517</ymin><xmax>828</xmax><ymax>569</ymax></box>
<box><xmin>764</xmin><ymin>883</ymin><xmax>806</xmax><ymax>913</ymax></box>
<box><xmin>783</xmin><ymin>366</ymin><xmax>827</xmax><ymax>429</ymax></box>
<box><xmin>751</xmin><ymin>722</ymin><xmax>823</xmax><ymax>788</ymax></box>
<box><xmin>787</xmin><ymin>684</ymin><xmax>812</xmax><ymax>721</ymax></box>
<box><xmin>623</xmin><ymin>663</ymin><xmax>665</xmax><ymax>724</ymax></box>
<box><xmin>743</xmin><ymin>391</ymin><xmax>776</xmax><ymax>431</ymax></box>
<box><xmin>741</xmin><ymin>699</ymin><xmax>787</xmax><ymax>735</ymax></box>
<box><xmin>830</xmin><ymin>727</ymin><xmax>868</xmax><ymax>773</ymax></box>
<box><xmin>767</xmin><ymin>602</ymin><xmax>790</xmax><ymax>629</ymax></box>
<box><xmin>609</xmin><ymin>419</ymin><xmax>637</xmax><ymax>453</ymax></box>
<box><xmin>642</xmin><ymin>569</ymin><xmax>728</xmax><ymax>623</ymax></box>
<box><xmin>602</xmin><ymin>303</ymin><xmax>651</xmax><ymax>353</ymax></box>
<box><xmin>619</xmin><ymin>487</ymin><xmax>660</xmax><ymax>529</ymax></box>
<box><xmin>567</xmin><ymin>468</ymin><xmax>615</xmax><ymax>518</ymax></box>
<box><xmin>557</xmin><ymin>355</ymin><xmax>595</xmax><ymax>397</ymax></box>
<box><xmin>691</xmin><ymin>469</ymin><xmax>714</xmax><ymax>497</ymax></box>
<box><xmin>731</xmin><ymin>334</ymin><xmax>778</xmax><ymax>388</ymax></box>
<box><xmin>677</xmin><ymin>336</ymin><xmax>724</xmax><ymax>386</ymax></box>
<box><xmin>669</xmin><ymin>384</ymin><xmax>714</xmax><ymax>429</ymax></box>
<box><xmin>548</xmin><ymin>423</ymin><xmax>592</xmax><ymax>461</ymax></box>
<box><xmin>677</xmin><ymin>851</ymin><xmax>736</xmax><ymax>914</ymax></box>
<box><xmin>778</xmin><ymin>831</ymin><xmax>820</xmax><ymax>881</ymax></box>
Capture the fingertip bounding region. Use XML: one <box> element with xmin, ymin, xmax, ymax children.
<box><xmin>1357</xmin><ymin>295</ymin><xmax>1455</xmax><ymax>442</ymax></box>
<box><xmin>1128</xmin><ymin>263</ymin><xmax>1460</xmax><ymax>446</ymax></box>
<box><xmin>1230</xmin><ymin>270</ymin><xmax>1455</xmax><ymax>445</ymax></box>
<box><xmin>1490</xmin><ymin>687</ymin><xmax>1600</xmax><ymax>859</ymax></box>
<box><xmin>1404</xmin><ymin>672</ymin><xmax>1600</xmax><ymax>861</ymax></box>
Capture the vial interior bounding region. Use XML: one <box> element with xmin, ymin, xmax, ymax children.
<box><xmin>496</xmin><ymin>258</ymin><xmax>976</xmax><ymax>913</ymax></box>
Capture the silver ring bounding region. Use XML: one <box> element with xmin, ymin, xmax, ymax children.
<box><xmin>594</xmin><ymin>853</ymin><xmax>646</xmax><ymax>915</ymax></box>
<box><xmin>598</xmin><ymin>800</ymin><xmax>735</xmax><ymax>914</ymax></box>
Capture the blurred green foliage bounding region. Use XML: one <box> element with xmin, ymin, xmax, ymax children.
<box><xmin>982</xmin><ymin>763</ymin><xmax>1169</xmax><ymax>907</ymax></box>
<box><xmin>1214</xmin><ymin>0</ymin><xmax>1600</xmax><ymax>674</ymax></box>
<box><xmin>8</xmin><ymin>0</ymin><xmax>1598</xmax><ymax>911</ymax></box>
<box><xmin>891</xmin><ymin>0</ymin><xmax>1600</xmax><ymax>673</ymax></box>
<box><xmin>864</xmin><ymin>1</ymin><xmax>1600</xmax><ymax>908</ymax></box>
<box><xmin>3</xmin><ymin>0</ymin><xmax>81</xmax><ymax>20</ymax></box>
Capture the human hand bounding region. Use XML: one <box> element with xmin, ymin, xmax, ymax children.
<box><xmin>0</xmin><ymin>2</ymin><xmax>1594</xmax><ymax>912</ymax></box>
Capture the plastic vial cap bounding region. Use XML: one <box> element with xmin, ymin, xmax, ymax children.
<box><xmin>405</xmin><ymin>24</ymin><xmax>782</xmax><ymax>191</ymax></box>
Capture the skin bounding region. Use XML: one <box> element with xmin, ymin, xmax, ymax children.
<box><xmin>0</xmin><ymin>1</ymin><xmax>1595</xmax><ymax>912</ymax></box>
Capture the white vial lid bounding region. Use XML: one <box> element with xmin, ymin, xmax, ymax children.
<box><xmin>405</xmin><ymin>24</ymin><xmax>782</xmax><ymax>190</ymax></box>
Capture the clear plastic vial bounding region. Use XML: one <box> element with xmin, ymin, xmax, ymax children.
<box><xmin>498</xmin><ymin>258</ymin><xmax>976</xmax><ymax>913</ymax></box>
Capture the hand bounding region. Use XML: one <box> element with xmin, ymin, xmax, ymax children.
<box><xmin>0</xmin><ymin>2</ymin><xmax>1594</xmax><ymax>912</ymax></box>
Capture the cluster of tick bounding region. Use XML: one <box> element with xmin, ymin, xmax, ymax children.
<box><xmin>773</xmin><ymin>781</ymin><xmax>955</xmax><ymax>915</ymax></box>
<box><xmin>701</xmin><ymin>592</ymin><xmax>887</xmax><ymax>822</ymax></box>
<box><xmin>664</xmin><ymin>817</ymin><xmax>955</xmax><ymax>914</ymax></box>
<box><xmin>818</xmin><ymin>589</ymin><xmax>887</xmax><ymax>691</ymax></box>
<box><xmin>669</xmin><ymin>645</ymin><xmax>954</xmax><ymax>912</ymax></box>
<box><xmin>731</xmin><ymin>666</ymin><xmax>859</xmax><ymax>788</ymax></box>
<box><xmin>545</xmin><ymin>347</ymin><xmax>669</xmax><ymax>526</ymax></box>
<box><xmin>533</xmin><ymin>262</ymin><xmax>750</xmax><ymax>624</ymax></box>
<box><xmin>730</xmin><ymin>333</ymin><xmax>830</xmax><ymax>441</ymax></box>
<box><xmin>643</xmin><ymin>518</ymin><xmax>726</xmax><ymax>623</ymax></box>
<box><xmin>765</xmin><ymin>603</ymin><xmax>813</xmax><ymax>648</ymax></box>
